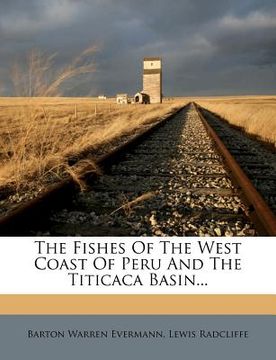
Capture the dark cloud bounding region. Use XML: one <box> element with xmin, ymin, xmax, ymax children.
<box><xmin>0</xmin><ymin>0</ymin><xmax>276</xmax><ymax>96</ymax></box>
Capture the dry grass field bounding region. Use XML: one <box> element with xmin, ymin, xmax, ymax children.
<box><xmin>196</xmin><ymin>96</ymin><xmax>276</xmax><ymax>145</ymax></box>
<box><xmin>0</xmin><ymin>97</ymin><xmax>184</xmax><ymax>194</ymax></box>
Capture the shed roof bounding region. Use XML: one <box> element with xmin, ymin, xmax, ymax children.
<box><xmin>143</xmin><ymin>57</ymin><xmax>161</xmax><ymax>61</ymax></box>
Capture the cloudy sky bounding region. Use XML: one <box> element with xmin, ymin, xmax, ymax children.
<box><xmin>0</xmin><ymin>0</ymin><xmax>276</xmax><ymax>96</ymax></box>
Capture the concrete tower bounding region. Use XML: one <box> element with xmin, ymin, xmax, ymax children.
<box><xmin>143</xmin><ymin>57</ymin><xmax>162</xmax><ymax>104</ymax></box>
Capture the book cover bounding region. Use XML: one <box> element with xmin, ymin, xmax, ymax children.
<box><xmin>0</xmin><ymin>1</ymin><xmax>275</xmax><ymax>359</ymax></box>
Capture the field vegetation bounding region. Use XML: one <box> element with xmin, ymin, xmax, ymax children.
<box><xmin>0</xmin><ymin>97</ymin><xmax>183</xmax><ymax>196</ymax></box>
<box><xmin>196</xmin><ymin>96</ymin><xmax>276</xmax><ymax>145</ymax></box>
<box><xmin>0</xmin><ymin>48</ymin><xmax>184</xmax><ymax>204</ymax></box>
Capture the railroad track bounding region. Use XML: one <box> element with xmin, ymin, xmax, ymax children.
<box><xmin>196</xmin><ymin>105</ymin><xmax>276</xmax><ymax>213</ymax></box>
<box><xmin>0</xmin><ymin>103</ymin><xmax>275</xmax><ymax>236</ymax></box>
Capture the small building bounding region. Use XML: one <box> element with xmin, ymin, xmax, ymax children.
<box><xmin>98</xmin><ymin>95</ymin><xmax>107</xmax><ymax>100</ymax></box>
<box><xmin>116</xmin><ymin>93</ymin><xmax>128</xmax><ymax>104</ymax></box>
<box><xmin>134</xmin><ymin>91</ymin><xmax>150</xmax><ymax>104</ymax></box>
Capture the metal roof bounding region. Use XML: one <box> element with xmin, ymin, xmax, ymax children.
<box><xmin>143</xmin><ymin>57</ymin><xmax>162</xmax><ymax>61</ymax></box>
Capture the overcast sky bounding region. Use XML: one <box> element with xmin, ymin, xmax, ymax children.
<box><xmin>0</xmin><ymin>0</ymin><xmax>276</xmax><ymax>96</ymax></box>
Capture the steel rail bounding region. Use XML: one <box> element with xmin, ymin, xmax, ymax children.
<box><xmin>194</xmin><ymin>102</ymin><xmax>276</xmax><ymax>236</ymax></box>
<box><xmin>0</xmin><ymin>104</ymin><xmax>187</xmax><ymax>235</ymax></box>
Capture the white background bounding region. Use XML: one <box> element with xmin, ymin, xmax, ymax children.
<box><xmin>0</xmin><ymin>237</ymin><xmax>275</xmax><ymax>294</ymax></box>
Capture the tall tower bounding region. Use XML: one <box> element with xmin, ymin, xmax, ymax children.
<box><xmin>143</xmin><ymin>57</ymin><xmax>162</xmax><ymax>104</ymax></box>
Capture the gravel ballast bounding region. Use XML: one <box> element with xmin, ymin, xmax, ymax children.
<box><xmin>45</xmin><ymin>105</ymin><xmax>256</xmax><ymax>236</ymax></box>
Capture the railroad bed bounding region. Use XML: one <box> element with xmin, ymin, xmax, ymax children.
<box><xmin>32</xmin><ymin>104</ymin><xmax>258</xmax><ymax>236</ymax></box>
<box><xmin>198</xmin><ymin>106</ymin><xmax>276</xmax><ymax>214</ymax></box>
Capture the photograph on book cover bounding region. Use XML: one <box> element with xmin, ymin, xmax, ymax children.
<box><xmin>0</xmin><ymin>0</ymin><xmax>275</xmax><ymax>358</ymax></box>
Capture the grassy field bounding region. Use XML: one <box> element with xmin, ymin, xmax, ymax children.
<box><xmin>195</xmin><ymin>96</ymin><xmax>276</xmax><ymax>145</ymax></box>
<box><xmin>0</xmin><ymin>97</ymin><xmax>184</xmax><ymax>194</ymax></box>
